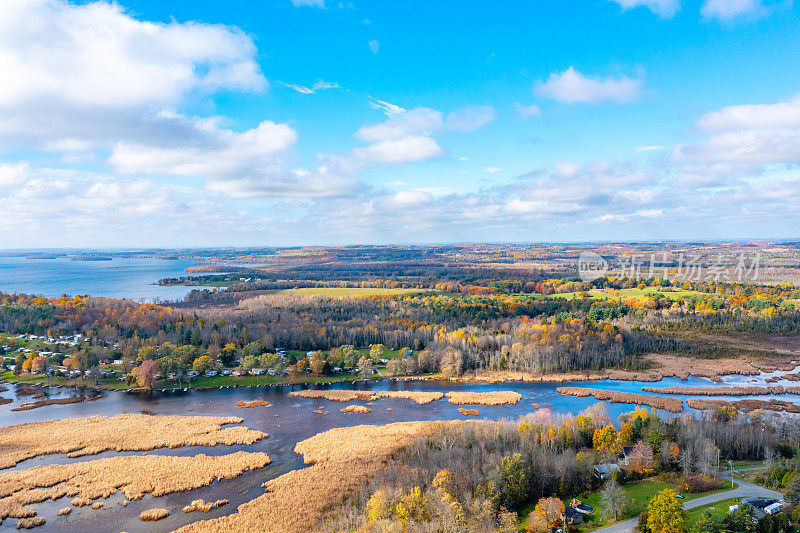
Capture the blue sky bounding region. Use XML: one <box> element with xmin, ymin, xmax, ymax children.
<box><xmin>1</xmin><ymin>0</ymin><xmax>799</xmax><ymax>247</ymax></box>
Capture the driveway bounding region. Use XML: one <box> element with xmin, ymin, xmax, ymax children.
<box><xmin>591</xmin><ymin>471</ymin><xmax>782</xmax><ymax>533</ymax></box>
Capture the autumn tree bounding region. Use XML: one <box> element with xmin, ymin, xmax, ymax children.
<box><xmin>369</xmin><ymin>344</ymin><xmax>385</xmax><ymax>360</ymax></box>
<box><xmin>192</xmin><ymin>355</ymin><xmax>213</xmax><ymax>373</ymax></box>
<box><xmin>600</xmin><ymin>479</ymin><xmax>629</xmax><ymax>520</ymax></box>
<box><xmin>497</xmin><ymin>453</ymin><xmax>529</xmax><ymax>509</ymax></box>
<box><xmin>646</xmin><ymin>489</ymin><xmax>687</xmax><ymax>533</ymax></box>
<box><xmin>627</xmin><ymin>441</ymin><xmax>656</xmax><ymax>475</ymax></box>
<box><xmin>530</xmin><ymin>497</ymin><xmax>565</xmax><ymax>532</ymax></box>
<box><xmin>357</xmin><ymin>356</ymin><xmax>374</xmax><ymax>375</ymax></box>
<box><xmin>593</xmin><ymin>426</ymin><xmax>620</xmax><ymax>454</ymax></box>
<box><xmin>132</xmin><ymin>359</ymin><xmax>159</xmax><ymax>390</ymax></box>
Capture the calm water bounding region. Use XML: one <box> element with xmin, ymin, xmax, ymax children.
<box><xmin>0</xmin><ymin>256</ymin><xmax>196</xmax><ymax>301</ymax></box>
<box><xmin>1</xmin><ymin>370</ymin><xmax>798</xmax><ymax>533</ymax></box>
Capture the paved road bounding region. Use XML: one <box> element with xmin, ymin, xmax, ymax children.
<box><xmin>592</xmin><ymin>471</ymin><xmax>782</xmax><ymax>533</ymax></box>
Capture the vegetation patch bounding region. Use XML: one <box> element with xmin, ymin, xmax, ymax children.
<box><xmin>340</xmin><ymin>404</ymin><xmax>371</xmax><ymax>414</ymax></box>
<box><xmin>140</xmin><ymin>508</ymin><xmax>170</xmax><ymax>521</ymax></box>
<box><xmin>235</xmin><ymin>400</ymin><xmax>269</xmax><ymax>408</ymax></box>
<box><xmin>15</xmin><ymin>517</ymin><xmax>45</xmax><ymax>529</ymax></box>
<box><xmin>687</xmin><ymin>397</ymin><xmax>800</xmax><ymax>413</ymax></box>
<box><xmin>642</xmin><ymin>385</ymin><xmax>800</xmax><ymax>395</ymax></box>
<box><xmin>445</xmin><ymin>391</ymin><xmax>522</xmax><ymax>406</ymax></box>
<box><xmin>556</xmin><ymin>387</ymin><xmax>684</xmax><ymax>412</ymax></box>
<box><xmin>289</xmin><ymin>390</ymin><xmax>377</xmax><ymax>402</ymax></box>
<box><xmin>375</xmin><ymin>391</ymin><xmax>443</xmax><ymax>404</ymax></box>
<box><xmin>456</xmin><ymin>407</ymin><xmax>479</xmax><ymax>416</ymax></box>
<box><xmin>0</xmin><ymin>414</ymin><xmax>267</xmax><ymax>469</ymax></box>
<box><xmin>175</xmin><ymin>422</ymin><xmax>435</xmax><ymax>533</ymax></box>
<box><xmin>183</xmin><ymin>499</ymin><xmax>229</xmax><ymax>513</ymax></box>
<box><xmin>10</xmin><ymin>397</ymin><xmax>91</xmax><ymax>411</ymax></box>
<box><xmin>0</xmin><ymin>452</ymin><xmax>269</xmax><ymax>523</ymax></box>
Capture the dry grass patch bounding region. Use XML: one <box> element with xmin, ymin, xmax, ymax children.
<box><xmin>0</xmin><ymin>398</ymin><xmax>11</xmax><ymax>406</ymax></box>
<box><xmin>15</xmin><ymin>517</ymin><xmax>44</xmax><ymax>529</ymax></box>
<box><xmin>235</xmin><ymin>400</ymin><xmax>269</xmax><ymax>408</ymax></box>
<box><xmin>445</xmin><ymin>391</ymin><xmax>522</xmax><ymax>406</ymax></box>
<box><xmin>57</xmin><ymin>508</ymin><xmax>70</xmax><ymax>516</ymax></box>
<box><xmin>0</xmin><ymin>414</ymin><xmax>266</xmax><ymax>469</ymax></box>
<box><xmin>183</xmin><ymin>499</ymin><xmax>228</xmax><ymax>513</ymax></box>
<box><xmin>340</xmin><ymin>405</ymin><xmax>371</xmax><ymax>414</ymax></box>
<box><xmin>175</xmin><ymin>422</ymin><xmax>436</xmax><ymax>533</ymax></box>
<box><xmin>289</xmin><ymin>390</ymin><xmax>377</xmax><ymax>402</ymax></box>
<box><xmin>457</xmin><ymin>408</ymin><xmax>479</xmax><ymax>416</ymax></box>
<box><xmin>375</xmin><ymin>391</ymin><xmax>443</xmax><ymax>404</ymax></box>
<box><xmin>687</xmin><ymin>398</ymin><xmax>800</xmax><ymax>414</ymax></box>
<box><xmin>642</xmin><ymin>385</ymin><xmax>800</xmax><ymax>396</ymax></box>
<box><xmin>0</xmin><ymin>452</ymin><xmax>269</xmax><ymax>523</ymax></box>
<box><xmin>556</xmin><ymin>387</ymin><xmax>684</xmax><ymax>413</ymax></box>
<box><xmin>10</xmin><ymin>397</ymin><xmax>87</xmax><ymax>411</ymax></box>
<box><xmin>140</xmin><ymin>508</ymin><xmax>170</xmax><ymax>521</ymax></box>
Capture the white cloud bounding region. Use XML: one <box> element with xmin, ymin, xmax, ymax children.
<box><xmin>444</xmin><ymin>106</ymin><xmax>497</xmax><ymax>132</ymax></box>
<box><xmin>356</xmin><ymin>108</ymin><xmax>442</xmax><ymax>142</ymax></box>
<box><xmin>674</xmin><ymin>96</ymin><xmax>800</xmax><ymax>182</ymax></box>
<box><xmin>279</xmin><ymin>80</ymin><xmax>340</xmax><ymax>94</ymax></box>
<box><xmin>534</xmin><ymin>67</ymin><xmax>643</xmax><ymax>104</ymax></box>
<box><xmin>634</xmin><ymin>145</ymin><xmax>666</xmax><ymax>151</ymax></box>
<box><xmin>515</xmin><ymin>103</ymin><xmax>542</xmax><ymax>118</ymax></box>
<box><xmin>291</xmin><ymin>0</ymin><xmax>325</xmax><ymax>7</ymax></box>
<box><xmin>369</xmin><ymin>98</ymin><xmax>406</xmax><ymax>116</ymax></box>
<box><xmin>368</xmin><ymin>40</ymin><xmax>380</xmax><ymax>54</ymax></box>
<box><xmin>485</xmin><ymin>167</ymin><xmax>503</xmax><ymax>174</ymax></box>
<box><xmin>110</xmin><ymin>120</ymin><xmax>297</xmax><ymax>178</ymax></box>
<box><xmin>0</xmin><ymin>0</ymin><xmax>265</xmax><ymax>150</ymax></box>
<box><xmin>609</xmin><ymin>0</ymin><xmax>680</xmax><ymax>18</ymax></box>
<box><xmin>701</xmin><ymin>0</ymin><xmax>764</xmax><ymax>20</ymax></box>
<box><xmin>350</xmin><ymin>136</ymin><xmax>444</xmax><ymax>165</ymax></box>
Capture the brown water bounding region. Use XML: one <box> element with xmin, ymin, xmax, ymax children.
<box><xmin>0</xmin><ymin>372</ymin><xmax>798</xmax><ymax>532</ymax></box>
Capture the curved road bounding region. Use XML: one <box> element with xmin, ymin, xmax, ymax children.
<box><xmin>592</xmin><ymin>470</ymin><xmax>783</xmax><ymax>533</ymax></box>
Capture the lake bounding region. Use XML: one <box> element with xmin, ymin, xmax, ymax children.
<box><xmin>0</xmin><ymin>256</ymin><xmax>196</xmax><ymax>302</ymax></box>
<box><xmin>0</xmin><ymin>370</ymin><xmax>798</xmax><ymax>532</ymax></box>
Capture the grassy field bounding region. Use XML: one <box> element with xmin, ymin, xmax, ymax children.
<box><xmin>687</xmin><ymin>497</ymin><xmax>739</xmax><ymax>527</ymax></box>
<box><xmin>275</xmin><ymin>287</ymin><xmax>434</xmax><ymax>297</ymax></box>
<box><xmin>518</xmin><ymin>477</ymin><xmax>737</xmax><ymax>532</ymax></box>
<box><xmin>537</xmin><ymin>287</ymin><xmax>708</xmax><ymax>302</ymax></box>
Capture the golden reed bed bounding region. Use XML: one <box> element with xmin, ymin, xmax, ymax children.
<box><xmin>140</xmin><ymin>508</ymin><xmax>170</xmax><ymax>521</ymax></box>
<box><xmin>642</xmin><ymin>385</ymin><xmax>800</xmax><ymax>396</ymax></box>
<box><xmin>0</xmin><ymin>414</ymin><xmax>267</xmax><ymax>469</ymax></box>
<box><xmin>340</xmin><ymin>405</ymin><xmax>371</xmax><ymax>414</ymax></box>
<box><xmin>0</xmin><ymin>452</ymin><xmax>269</xmax><ymax>524</ymax></box>
<box><xmin>175</xmin><ymin>422</ymin><xmax>436</xmax><ymax>533</ymax></box>
<box><xmin>445</xmin><ymin>391</ymin><xmax>522</xmax><ymax>406</ymax></box>
<box><xmin>687</xmin><ymin>398</ymin><xmax>800</xmax><ymax>414</ymax></box>
<box><xmin>375</xmin><ymin>391</ymin><xmax>444</xmax><ymax>404</ymax></box>
<box><xmin>289</xmin><ymin>390</ymin><xmax>377</xmax><ymax>402</ymax></box>
<box><xmin>556</xmin><ymin>387</ymin><xmax>684</xmax><ymax>413</ymax></box>
<box><xmin>235</xmin><ymin>400</ymin><xmax>270</xmax><ymax>408</ymax></box>
<box><xmin>457</xmin><ymin>408</ymin><xmax>479</xmax><ymax>416</ymax></box>
<box><xmin>183</xmin><ymin>499</ymin><xmax>229</xmax><ymax>513</ymax></box>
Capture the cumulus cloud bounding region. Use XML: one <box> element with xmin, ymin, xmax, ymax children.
<box><xmin>609</xmin><ymin>0</ymin><xmax>680</xmax><ymax>18</ymax></box>
<box><xmin>369</xmin><ymin>40</ymin><xmax>380</xmax><ymax>54</ymax></box>
<box><xmin>338</xmin><ymin>105</ymin><xmax>495</xmax><ymax>170</ymax></box>
<box><xmin>701</xmin><ymin>0</ymin><xmax>765</xmax><ymax>20</ymax></box>
<box><xmin>534</xmin><ymin>67</ymin><xmax>642</xmax><ymax>104</ymax></box>
<box><xmin>0</xmin><ymin>0</ymin><xmax>265</xmax><ymax>150</ymax></box>
<box><xmin>674</xmin><ymin>95</ymin><xmax>800</xmax><ymax>186</ymax></box>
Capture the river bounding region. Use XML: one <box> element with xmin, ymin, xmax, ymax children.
<box><xmin>0</xmin><ymin>370</ymin><xmax>798</xmax><ymax>533</ymax></box>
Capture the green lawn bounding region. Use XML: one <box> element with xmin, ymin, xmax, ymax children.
<box><xmin>518</xmin><ymin>477</ymin><xmax>737</xmax><ymax>532</ymax></box>
<box><xmin>687</xmin><ymin>497</ymin><xmax>739</xmax><ymax>527</ymax></box>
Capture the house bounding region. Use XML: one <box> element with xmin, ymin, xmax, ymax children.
<box><xmin>593</xmin><ymin>464</ymin><xmax>621</xmax><ymax>480</ymax></box>
<box><xmin>565</xmin><ymin>506</ymin><xmax>584</xmax><ymax>525</ymax></box>
<box><xmin>232</xmin><ymin>370</ymin><xmax>243</xmax><ymax>377</ymax></box>
<box><xmin>249</xmin><ymin>368</ymin><xmax>266</xmax><ymax>375</ymax></box>
<box><xmin>619</xmin><ymin>446</ymin><xmax>635</xmax><ymax>465</ymax></box>
<box><xmin>220</xmin><ymin>369</ymin><xmax>232</xmax><ymax>376</ymax></box>
<box><xmin>204</xmin><ymin>370</ymin><xmax>218</xmax><ymax>377</ymax></box>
